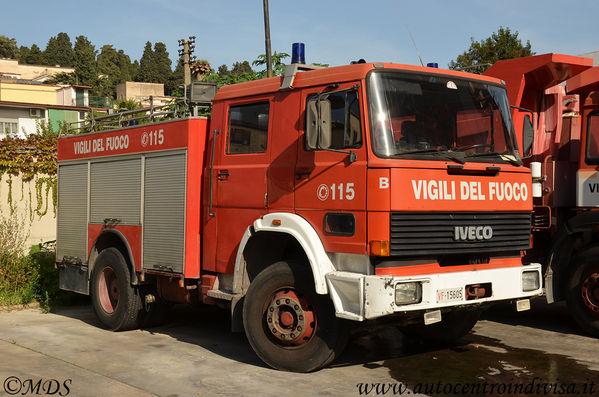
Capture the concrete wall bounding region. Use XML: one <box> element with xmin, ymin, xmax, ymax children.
<box><xmin>0</xmin><ymin>81</ymin><xmax>59</xmax><ymax>105</ymax></box>
<box><xmin>0</xmin><ymin>59</ymin><xmax>74</xmax><ymax>81</ymax></box>
<box><xmin>116</xmin><ymin>82</ymin><xmax>164</xmax><ymax>101</ymax></box>
<box><xmin>0</xmin><ymin>173</ymin><xmax>56</xmax><ymax>249</ymax></box>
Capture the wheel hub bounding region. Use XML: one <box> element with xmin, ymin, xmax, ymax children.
<box><xmin>266</xmin><ymin>289</ymin><xmax>315</xmax><ymax>345</ymax></box>
<box><xmin>98</xmin><ymin>267</ymin><xmax>119</xmax><ymax>314</ymax></box>
<box><xmin>581</xmin><ymin>271</ymin><xmax>599</xmax><ymax>314</ymax></box>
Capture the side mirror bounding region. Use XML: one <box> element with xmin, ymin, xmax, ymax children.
<box><xmin>306</xmin><ymin>98</ymin><xmax>331</xmax><ymax>149</ymax></box>
<box><xmin>522</xmin><ymin>114</ymin><xmax>534</xmax><ymax>157</ymax></box>
<box><xmin>511</xmin><ymin>105</ymin><xmax>536</xmax><ymax>159</ymax></box>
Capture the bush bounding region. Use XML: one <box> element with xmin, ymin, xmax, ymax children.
<box><xmin>0</xmin><ymin>214</ymin><xmax>36</xmax><ymax>306</ymax></box>
<box><xmin>0</xmin><ymin>214</ymin><xmax>82</xmax><ymax>310</ymax></box>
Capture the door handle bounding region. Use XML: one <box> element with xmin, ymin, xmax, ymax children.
<box><xmin>217</xmin><ymin>170</ymin><xmax>230</xmax><ymax>181</ymax></box>
<box><xmin>295</xmin><ymin>170</ymin><xmax>312</xmax><ymax>180</ymax></box>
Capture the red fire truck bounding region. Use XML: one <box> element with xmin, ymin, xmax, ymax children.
<box><xmin>57</xmin><ymin>59</ymin><xmax>542</xmax><ymax>372</ymax></box>
<box><xmin>485</xmin><ymin>53</ymin><xmax>599</xmax><ymax>337</ymax></box>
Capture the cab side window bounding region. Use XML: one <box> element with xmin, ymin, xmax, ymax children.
<box><xmin>585</xmin><ymin>112</ymin><xmax>599</xmax><ymax>164</ymax></box>
<box><xmin>227</xmin><ymin>102</ymin><xmax>269</xmax><ymax>154</ymax></box>
<box><xmin>306</xmin><ymin>90</ymin><xmax>362</xmax><ymax>150</ymax></box>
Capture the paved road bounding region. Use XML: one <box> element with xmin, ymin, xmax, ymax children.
<box><xmin>0</xmin><ymin>298</ymin><xmax>597</xmax><ymax>397</ymax></box>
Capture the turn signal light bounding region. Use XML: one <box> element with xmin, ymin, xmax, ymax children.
<box><xmin>369</xmin><ymin>240</ymin><xmax>390</xmax><ymax>256</ymax></box>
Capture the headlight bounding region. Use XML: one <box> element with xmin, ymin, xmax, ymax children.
<box><xmin>522</xmin><ymin>270</ymin><xmax>540</xmax><ymax>292</ymax></box>
<box><xmin>395</xmin><ymin>282</ymin><xmax>422</xmax><ymax>305</ymax></box>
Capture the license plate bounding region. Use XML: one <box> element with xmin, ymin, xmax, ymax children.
<box><xmin>437</xmin><ymin>287</ymin><xmax>464</xmax><ymax>303</ymax></box>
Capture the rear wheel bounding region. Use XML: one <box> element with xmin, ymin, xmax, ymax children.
<box><xmin>90</xmin><ymin>248</ymin><xmax>144</xmax><ymax>331</ymax></box>
<box><xmin>243</xmin><ymin>261</ymin><xmax>347</xmax><ymax>372</ymax></box>
<box><xmin>399</xmin><ymin>309</ymin><xmax>480</xmax><ymax>344</ymax></box>
<box><xmin>566</xmin><ymin>247</ymin><xmax>599</xmax><ymax>337</ymax></box>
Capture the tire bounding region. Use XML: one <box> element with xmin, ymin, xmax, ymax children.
<box><xmin>90</xmin><ymin>247</ymin><xmax>144</xmax><ymax>331</ymax></box>
<box><xmin>399</xmin><ymin>309</ymin><xmax>480</xmax><ymax>344</ymax></box>
<box><xmin>242</xmin><ymin>261</ymin><xmax>347</xmax><ymax>372</ymax></box>
<box><xmin>566</xmin><ymin>247</ymin><xmax>599</xmax><ymax>337</ymax></box>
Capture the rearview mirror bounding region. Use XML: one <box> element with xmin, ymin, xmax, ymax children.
<box><xmin>306</xmin><ymin>98</ymin><xmax>331</xmax><ymax>149</ymax></box>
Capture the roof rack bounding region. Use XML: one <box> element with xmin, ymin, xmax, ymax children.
<box><xmin>61</xmin><ymin>97</ymin><xmax>197</xmax><ymax>136</ymax></box>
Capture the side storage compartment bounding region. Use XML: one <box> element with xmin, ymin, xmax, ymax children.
<box><xmin>143</xmin><ymin>152</ymin><xmax>187</xmax><ymax>274</ymax></box>
<box><xmin>57</xmin><ymin>162</ymin><xmax>89</xmax><ymax>294</ymax></box>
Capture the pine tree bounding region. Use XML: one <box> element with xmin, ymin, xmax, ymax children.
<box><xmin>96</xmin><ymin>45</ymin><xmax>123</xmax><ymax>97</ymax></box>
<box><xmin>136</xmin><ymin>41</ymin><xmax>155</xmax><ymax>82</ymax></box>
<box><xmin>27</xmin><ymin>44</ymin><xmax>45</xmax><ymax>65</ymax></box>
<box><xmin>73</xmin><ymin>36</ymin><xmax>97</xmax><ymax>87</ymax></box>
<box><xmin>153</xmin><ymin>42</ymin><xmax>172</xmax><ymax>83</ymax></box>
<box><xmin>43</xmin><ymin>32</ymin><xmax>74</xmax><ymax>67</ymax></box>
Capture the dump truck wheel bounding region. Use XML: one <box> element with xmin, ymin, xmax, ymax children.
<box><xmin>243</xmin><ymin>261</ymin><xmax>347</xmax><ymax>372</ymax></box>
<box><xmin>399</xmin><ymin>309</ymin><xmax>480</xmax><ymax>344</ymax></box>
<box><xmin>566</xmin><ymin>247</ymin><xmax>599</xmax><ymax>337</ymax></box>
<box><xmin>90</xmin><ymin>247</ymin><xmax>144</xmax><ymax>331</ymax></box>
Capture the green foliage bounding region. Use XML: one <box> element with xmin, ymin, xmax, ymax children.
<box><xmin>43</xmin><ymin>32</ymin><xmax>74</xmax><ymax>67</ymax></box>
<box><xmin>136</xmin><ymin>41</ymin><xmax>172</xmax><ymax>85</ymax></box>
<box><xmin>449</xmin><ymin>27</ymin><xmax>534</xmax><ymax>74</ymax></box>
<box><xmin>45</xmin><ymin>72</ymin><xmax>78</xmax><ymax>85</ymax></box>
<box><xmin>73</xmin><ymin>36</ymin><xmax>97</xmax><ymax>87</ymax></box>
<box><xmin>0</xmin><ymin>35</ymin><xmax>19</xmax><ymax>59</ymax></box>
<box><xmin>0</xmin><ymin>125</ymin><xmax>58</xmax><ymax>181</ymax></box>
<box><xmin>18</xmin><ymin>44</ymin><xmax>45</xmax><ymax>65</ymax></box>
<box><xmin>0</xmin><ymin>227</ymin><xmax>80</xmax><ymax>311</ymax></box>
<box><xmin>115</xmin><ymin>98</ymin><xmax>142</xmax><ymax>111</ymax></box>
<box><xmin>252</xmin><ymin>51</ymin><xmax>290</xmax><ymax>77</ymax></box>
<box><xmin>0</xmin><ymin>214</ymin><xmax>36</xmax><ymax>306</ymax></box>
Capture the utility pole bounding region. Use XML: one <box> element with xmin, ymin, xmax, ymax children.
<box><xmin>263</xmin><ymin>0</ymin><xmax>273</xmax><ymax>78</ymax></box>
<box><xmin>178</xmin><ymin>36</ymin><xmax>197</xmax><ymax>85</ymax></box>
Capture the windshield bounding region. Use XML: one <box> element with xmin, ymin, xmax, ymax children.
<box><xmin>367</xmin><ymin>70</ymin><xmax>520</xmax><ymax>164</ymax></box>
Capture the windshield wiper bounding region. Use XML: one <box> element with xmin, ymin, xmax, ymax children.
<box><xmin>394</xmin><ymin>148</ymin><xmax>466</xmax><ymax>164</ymax></box>
<box><xmin>464</xmin><ymin>151</ymin><xmax>521</xmax><ymax>166</ymax></box>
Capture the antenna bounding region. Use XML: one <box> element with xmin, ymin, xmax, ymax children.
<box><xmin>397</xmin><ymin>1</ymin><xmax>424</xmax><ymax>67</ymax></box>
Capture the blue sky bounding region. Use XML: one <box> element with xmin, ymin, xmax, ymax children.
<box><xmin>3</xmin><ymin>0</ymin><xmax>599</xmax><ymax>70</ymax></box>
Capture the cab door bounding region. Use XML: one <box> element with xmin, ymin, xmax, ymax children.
<box><xmin>294</xmin><ymin>83</ymin><xmax>368</xmax><ymax>254</ymax></box>
<box><xmin>211</xmin><ymin>99</ymin><xmax>272</xmax><ymax>273</ymax></box>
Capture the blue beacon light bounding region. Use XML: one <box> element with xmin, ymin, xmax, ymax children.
<box><xmin>292</xmin><ymin>43</ymin><xmax>305</xmax><ymax>64</ymax></box>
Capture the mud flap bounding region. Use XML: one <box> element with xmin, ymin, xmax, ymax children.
<box><xmin>58</xmin><ymin>263</ymin><xmax>89</xmax><ymax>295</ymax></box>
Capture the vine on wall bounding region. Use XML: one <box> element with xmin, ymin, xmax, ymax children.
<box><xmin>0</xmin><ymin>134</ymin><xmax>57</xmax><ymax>217</ymax></box>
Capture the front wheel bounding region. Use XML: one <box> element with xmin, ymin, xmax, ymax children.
<box><xmin>566</xmin><ymin>248</ymin><xmax>599</xmax><ymax>337</ymax></box>
<box><xmin>90</xmin><ymin>248</ymin><xmax>144</xmax><ymax>331</ymax></box>
<box><xmin>242</xmin><ymin>261</ymin><xmax>347</xmax><ymax>372</ymax></box>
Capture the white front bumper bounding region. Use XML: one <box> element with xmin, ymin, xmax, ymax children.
<box><xmin>325</xmin><ymin>263</ymin><xmax>543</xmax><ymax>321</ymax></box>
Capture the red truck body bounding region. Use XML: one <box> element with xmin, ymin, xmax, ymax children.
<box><xmin>485</xmin><ymin>53</ymin><xmax>599</xmax><ymax>337</ymax></box>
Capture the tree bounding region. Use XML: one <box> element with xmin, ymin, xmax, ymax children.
<box><xmin>73</xmin><ymin>36</ymin><xmax>97</xmax><ymax>87</ymax></box>
<box><xmin>18</xmin><ymin>46</ymin><xmax>30</xmax><ymax>63</ymax></box>
<box><xmin>152</xmin><ymin>42</ymin><xmax>172</xmax><ymax>84</ymax></box>
<box><xmin>26</xmin><ymin>44</ymin><xmax>44</xmax><ymax>65</ymax></box>
<box><xmin>0</xmin><ymin>36</ymin><xmax>19</xmax><ymax>59</ymax></box>
<box><xmin>136</xmin><ymin>41</ymin><xmax>155</xmax><ymax>82</ymax></box>
<box><xmin>231</xmin><ymin>61</ymin><xmax>253</xmax><ymax>76</ymax></box>
<box><xmin>449</xmin><ymin>27</ymin><xmax>534</xmax><ymax>74</ymax></box>
<box><xmin>43</xmin><ymin>32</ymin><xmax>74</xmax><ymax>67</ymax></box>
<box><xmin>252</xmin><ymin>51</ymin><xmax>290</xmax><ymax>77</ymax></box>
<box><xmin>96</xmin><ymin>45</ymin><xmax>123</xmax><ymax>97</ymax></box>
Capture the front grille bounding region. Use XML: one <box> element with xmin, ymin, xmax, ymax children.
<box><xmin>390</xmin><ymin>212</ymin><xmax>531</xmax><ymax>257</ymax></box>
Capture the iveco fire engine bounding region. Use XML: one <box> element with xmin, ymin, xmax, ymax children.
<box><xmin>57</xmin><ymin>50</ymin><xmax>542</xmax><ymax>372</ymax></box>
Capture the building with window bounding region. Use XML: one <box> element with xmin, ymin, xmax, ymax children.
<box><xmin>0</xmin><ymin>79</ymin><xmax>89</xmax><ymax>137</ymax></box>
